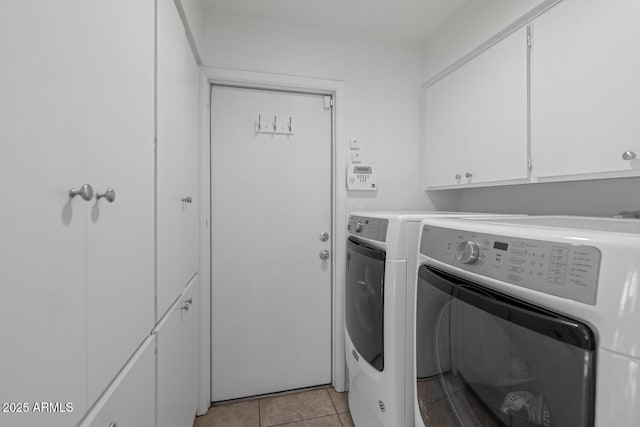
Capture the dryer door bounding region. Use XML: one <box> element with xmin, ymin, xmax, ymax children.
<box><xmin>346</xmin><ymin>237</ymin><xmax>386</xmax><ymax>371</ymax></box>
<box><xmin>416</xmin><ymin>265</ymin><xmax>596</xmax><ymax>427</ymax></box>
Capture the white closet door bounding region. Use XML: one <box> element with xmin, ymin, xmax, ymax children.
<box><xmin>156</xmin><ymin>0</ymin><xmax>201</xmax><ymax>318</ymax></box>
<box><xmin>0</xmin><ymin>2</ymin><xmax>87</xmax><ymax>426</ymax></box>
<box><xmin>156</xmin><ymin>276</ymin><xmax>200</xmax><ymax>427</ymax></box>
<box><xmin>84</xmin><ymin>0</ymin><xmax>155</xmax><ymax>403</ymax></box>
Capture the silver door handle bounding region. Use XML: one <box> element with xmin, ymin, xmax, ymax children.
<box><xmin>96</xmin><ymin>188</ymin><xmax>116</xmax><ymax>203</ymax></box>
<box><xmin>319</xmin><ymin>250</ymin><xmax>330</xmax><ymax>260</ymax></box>
<box><xmin>69</xmin><ymin>184</ymin><xmax>94</xmax><ymax>201</ymax></box>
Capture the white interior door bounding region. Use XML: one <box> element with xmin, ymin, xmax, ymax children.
<box><xmin>210</xmin><ymin>86</ymin><xmax>332</xmax><ymax>401</ymax></box>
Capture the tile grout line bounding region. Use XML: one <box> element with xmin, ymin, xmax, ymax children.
<box><xmin>269</xmin><ymin>413</ymin><xmax>344</xmax><ymax>427</ymax></box>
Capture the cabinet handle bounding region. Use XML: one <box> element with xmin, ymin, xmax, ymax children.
<box><xmin>69</xmin><ymin>184</ymin><xmax>94</xmax><ymax>201</ymax></box>
<box><xmin>96</xmin><ymin>188</ymin><xmax>116</xmax><ymax>203</ymax></box>
<box><xmin>465</xmin><ymin>172</ymin><xmax>473</xmax><ymax>178</ymax></box>
<box><xmin>455</xmin><ymin>174</ymin><xmax>461</xmax><ymax>180</ymax></box>
<box><xmin>622</xmin><ymin>151</ymin><xmax>636</xmax><ymax>161</ymax></box>
<box><xmin>185</xmin><ymin>297</ymin><xmax>193</xmax><ymax>304</ymax></box>
<box><xmin>181</xmin><ymin>303</ymin><xmax>190</xmax><ymax>312</ymax></box>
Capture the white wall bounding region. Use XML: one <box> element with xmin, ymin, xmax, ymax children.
<box><xmin>422</xmin><ymin>0</ymin><xmax>547</xmax><ymax>82</ymax></box>
<box><xmin>175</xmin><ymin>0</ymin><xmax>205</xmax><ymax>63</ymax></box>
<box><xmin>422</xmin><ymin>0</ymin><xmax>640</xmax><ymax>217</ymax></box>
<box><xmin>201</xmin><ymin>13</ymin><xmax>459</xmax><ymax>212</ymax></box>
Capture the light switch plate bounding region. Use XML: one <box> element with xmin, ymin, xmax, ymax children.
<box><xmin>349</xmin><ymin>139</ymin><xmax>360</xmax><ymax>149</ymax></box>
<box><xmin>351</xmin><ymin>152</ymin><xmax>362</xmax><ymax>163</ymax></box>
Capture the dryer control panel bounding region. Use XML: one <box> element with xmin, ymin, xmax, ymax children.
<box><xmin>347</xmin><ymin>216</ymin><xmax>388</xmax><ymax>242</ymax></box>
<box><xmin>420</xmin><ymin>225</ymin><xmax>602</xmax><ymax>305</ymax></box>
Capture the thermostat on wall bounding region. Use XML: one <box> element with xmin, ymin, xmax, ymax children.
<box><xmin>347</xmin><ymin>164</ymin><xmax>377</xmax><ymax>191</ymax></box>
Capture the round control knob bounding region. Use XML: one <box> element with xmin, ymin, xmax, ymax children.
<box><xmin>354</xmin><ymin>221</ymin><xmax>364</xmax><ymax>233</ymax></box>
<box><xmin>455</xmin><ymin>241</ymin><xmax>480</xmax><ymax>264</ymax></box>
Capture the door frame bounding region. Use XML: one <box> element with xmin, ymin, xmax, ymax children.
<box><xmin>197</xmin><ymin>67</ymin><xmax>347</xmax><ymax>413</ymax></box>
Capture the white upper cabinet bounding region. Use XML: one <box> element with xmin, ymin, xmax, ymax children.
<box><xmin>157</xmin><ymin>0</ymin><xmax>201</xmax><ymax>318</ymax></box>
<box><xmin>531</xmin><ymin>0</ymin><xmax>640</xmax><ymax>180</ymax></box>
<box><xmin>424</xmin><ymin>27</ymin><xmax>529</xmax><ymax>189</ymax></box>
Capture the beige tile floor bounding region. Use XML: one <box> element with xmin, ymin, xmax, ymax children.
<box><xmin>193</xmin><ymin>387</ymin><xmax>354</xmax><ymax>427</ymax></box>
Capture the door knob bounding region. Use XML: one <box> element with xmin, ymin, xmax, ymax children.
<box><xmin>623</xmin><ymin>151</ymin><xmax>636</xmax><ymax>160</ymax></box>
<box><xmin>319</xmin><ymin>250</ymin><xmax>330</xmax><ymax>260</ymax></box>
<box><xmin>465</xmin><ymin>172</ymin><xmax>473</xmax><ymax>178</ymax></box>
<box><xmin>319</xmin><ymin>232</ymin><xmax>329</xmax><ymax>242</ymax></box>
<box><xmin>96</xmin><ymin>188</ymin><xmax>116</xmax><ymax>203</ymax></box>
<box><xmin>69</xmin><ymin>184</ymin><xmax>94</xmax><ymax>201</ymax></box>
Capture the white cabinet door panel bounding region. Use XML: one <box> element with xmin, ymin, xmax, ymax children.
<box><xmin>466</xmin><ymin>27</ymin><xmax>529</xmax><ymax>184</ymax></box>
<box><xmin>0</xmin><ymin>3</ymin><xmax>87</xmax><ymax>426</ymax></box>
<box><xmin>157</xmin><ymin>0</ymin><xmax>200</xmax><ymax>318</ymax></box>
<box><xmin>532</xmin><ymin>0</ymin><xmax>640</xmax><ymax>179</ymax></box>
<box><xmin>425</xmin><ymin>65</ymin><xmax>467</xmax><ymax>187</ymax></box>
<box><xmin>79</xmin><ymin>336</ymin><xmax>155</xmax><ymax>427</ymax></box>
<box><xmin>424</xmin><ymin>27</ymin><xmax>529</xmax><ymax>188</ymax></box>
<box><xmin>84</xmin><ymin>0</ymin><xmax>155</xmax><ymax>404</ymax></box>
<box><xmin>155</xmin><ymin>276</ymin><xmax>199</xmax><ymax>427</ymax></box>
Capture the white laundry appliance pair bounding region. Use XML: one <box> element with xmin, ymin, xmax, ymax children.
<box><xmin>414</xmin><ymin>215</ymin><xmax>640</xmax><ymax>427</ymax></box>
<box><xmin>344</xmin><ymin>211</ymin><xmax>521</xmax><ymax>427</ymax></box>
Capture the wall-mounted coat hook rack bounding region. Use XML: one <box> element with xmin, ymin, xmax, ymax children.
<box><xmin>255</xmin><ymin>114</ymin><xmax>295</xmax><ymax>135</ymax></box>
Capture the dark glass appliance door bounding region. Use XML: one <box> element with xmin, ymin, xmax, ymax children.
<box><xmin>416</xmin><ymin>265</ymin><xmax>596</xmax><ymax>427</ymax></box>
<box><xmin>346</xmin><ymin>237</ymin><xmax>385</xmax><ymax>371</ymax></box>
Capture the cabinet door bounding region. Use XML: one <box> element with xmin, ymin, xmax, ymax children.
<box><xmin>532</xmin><ymin>0</ymin><xmax>640</xmax><ymax>179</ymax></box>
<box><xmin>0</xmin><ymin>3</ymin><xmax>87</xmax><ymax>426</ymax></box>
<box><xmin>425</xmin><ymin>64</ymin><xmax>468</xmax><ymax>187</ymax></box>
<box><xmin>155</xmin><ymin>276</ymin><xmax>200</xmax><ymax>427</ymax></box>
<box><xmin>157</xmin><ymin>0</ymin><xmax>201</xmax><ymax>318</ymax></box>
<box><xmin>84</xmin><ymin>0</ymin><xmax>156</xmax><ymax>403</ymax></box>
<box><xmin>79</xmin><ymin>336</ymin><xmax>155</xmax><ymax>427</ymax></box>
<box><xmin>424</xmin><ymin>27</ymin><xmax>529</xmax><ymax>188</ymax></box>
<box><xmin>465</xmin><ymin>27</ymin><xmax>529</xmax><ymax>184</ymax></box>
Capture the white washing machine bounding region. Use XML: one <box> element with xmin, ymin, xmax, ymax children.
<box><xmin>345</xmin><ymin>211</ymin><xmax>522</xmax><ymax>427</ymax></box>
<box><xmin>414</xmin><ymin>215</ymin><xmax>640</xmax><ymax>427</ymax></box>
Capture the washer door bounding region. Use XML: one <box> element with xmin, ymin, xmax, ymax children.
<box><xmin>416</xmin><ymin>265</ymin><xmax>596</xmax><ymax>427</ymax></box>
<box><xmin>346</xmin><ymin>237</ymin><xmax>385</xmax><ymax>371</ymax></box>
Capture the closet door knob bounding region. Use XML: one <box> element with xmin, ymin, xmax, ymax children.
<box><xmin>96</xmin><ymin>188</ymin><xmax>116</xmax><ymax>203</ymax></box>
<box><xmin>465</xmin><ymin>172</ymin><xmax>473</xmax><ymax>178</ymax></box>
<box><xmin>69</xmin><ymin>184</ymin><xmax>94</xmax><ymax>201</ymax></box>
<box><xmin>622</xmin><ymin>151</ymin><xmax>636</xmax><ymax>160</ymax></box>
<box><xmin>455</xmin><ymin>174</ymin><xmax>462</xmax><ymax>180</ymax></box>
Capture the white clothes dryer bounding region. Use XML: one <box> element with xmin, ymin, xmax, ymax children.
<box><xmin>345</xmin><ymin>211</ymin><xmax>522</xmax><ymax>427</ymax></box>
<box><xmin>414</xmin><ymin>215</ymin><xmax>640</xmax><ymax>427</ymax></box>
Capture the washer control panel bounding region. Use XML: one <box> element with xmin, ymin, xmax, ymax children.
<box><xmin>420</xmin><ymin>225</ymin><xmax>601</xmax><ymax>305</ymax></box>
<box><xmin>347</xmin><ymin>216</ymin><xmax>388</xmax><ymax>242</ymax></box>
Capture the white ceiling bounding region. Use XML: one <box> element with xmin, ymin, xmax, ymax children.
<box><xmin>202</xmin><ymin>0</ymin><xmax>471</xmax><ymax>45</ymax></box>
